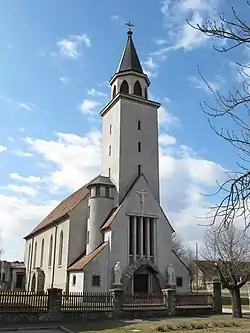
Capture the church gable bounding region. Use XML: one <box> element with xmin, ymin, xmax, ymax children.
<box><xmin>112</xmin><ymin>174</ymin><xmax>174</xmax><ymax>233</ymax></box>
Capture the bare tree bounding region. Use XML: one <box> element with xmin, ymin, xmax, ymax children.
<box><xmin>172</xmin><ymin>233</ymin><xmax>196</xmax><ymax>291</ymax></box>
<box><xmin>202</xmin><ymin>224</ymin><xmax>250</xmax><ymax>318</ymax></box>
<box><xmin>189</xmin><ymin>1</ymin><xmax>250</xmax><ymax>230</ymax></box>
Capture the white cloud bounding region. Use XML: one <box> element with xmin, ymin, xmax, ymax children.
<box><xmin>80</xmin><ymin>99</ymin><xmax>101</xmax><ymax>115</ymax></box>
<box><xmin>159</xmin><ymin>133</ymin><xmax>176</xmax><ymax>146</ymax></box>
<box><xmin>143</xmin><ymin>57</ymin><xmax>158</xmax><ymax>70</ymax></box>
<box><xmin>56</xmin><ymin>34</ymin><xmax>91</xmax><ymax>59</ymax></box>
<box><xmin>143</xmin><ymin>57</ymin><xmax>159</xmax><ymax>78</ymax></box>
<box><xmin>111</xmin><ymin>15</ymin><xmax>119</xmax><ymax>20</ymax></box>
<box><xmin>87</xmin><ymin>88</ymin><xmax>107</xmax><ymax>97</ymax></box>
<box><xmin>0</xmin><ymin>145</ymin><xmax>6</xmax><ymax>152</ymax></box>
<box><xmin>188</xmin><ymin>75</ymin><xmax>221</xmax><ymax>93</ymax></box>
<box><xmin>0</xmin><ymin>96</ymin><xmax>36</xmax><ymax>112</ymax></box>
<box><xmin>0</xmin><ymin>194</ymin><xmax>58</xmax><ymax>260</ymax></box>
<box><xmin>157</xmin><ymin>0</ymin><xmax>219</xmax><ymax>57</ymax></box>
<box><xmin>13</xmin><ymin>150</ymin><xmax>33</xmax><ymax>157</ymax></box>
<box><xmin>4</xmin><ymin>184</ymin><xmax>38</xmax><ymax>197</ymax></box>
<box><xmin>18</xmin><ymin>103</ymin><xmax>33</xmax><ymax>112</ymax></box>
<box><xmin>158</xmin><ymin>106</ymin><xmax>179</xmax><ymax>127</ymax></box>
<box><xmin>24</xmin><ymin>130</ymin><xmax>102</xmax><ymax>190</ymax></box>
<box><xmin>8</xmin><ymin>137</ymin><xmax>14</xmax><ymax>142</ymax></box>
<box><xmin>59</xmin><ymin>77</ymin><xmax>70</xmax><ymax>84</ymax></box>
<box><xmin>9</xmin><ymin>173</ymin><xmax>44</xmax><ymax>184</ymax></box>
<box><xmin>0</xmin><ymin>124</ymin><xmax>227</xmax><ymax>260</ymax></box>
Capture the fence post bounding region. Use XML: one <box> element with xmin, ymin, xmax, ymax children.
<box><xmin>167</xmin><ymin>288</ymin><xmax>176</xmax><ymax>316</ymax></box>
<box><xmin>110</xmin><ymin>287</ymin><xmax>124</xmax><ymax>319</ymax></box>
<box><xmin>212</xmin><ymin>280</ymin><xmax>222</xmax><ymax>314</ymax></box>
<box><xmin>47</xmin><ymin>288</ymin><xmax>62</xmax><ymax>321</ymax></box>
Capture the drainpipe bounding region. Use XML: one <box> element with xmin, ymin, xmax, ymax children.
<box><xmin>51</xmin><ymin>222</ymin><xmax>58</xmax><ymax>288</ymax></box>
<box><xmin>28</xmin><ymin>238</ymin><xmax>34</xmax><ymax>291</ymax></box>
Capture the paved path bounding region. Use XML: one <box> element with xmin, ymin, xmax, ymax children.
<box><xmin>0</xmin><ymin>331</ymin><xmax>62</xmax><ymax>333</ymax></box>
<box><xmin>223</xmin><ymin>307</ymin><xmax>250</xmax><ymax>314</ymax></box>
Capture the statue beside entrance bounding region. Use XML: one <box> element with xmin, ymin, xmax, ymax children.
<box><xmin>114</xmin><ymin>261</ymin><xmax>122</xmax><ymax>285</ymax></box>
<box><xmin>167</xmin><ymin>264</ymin><xmax>176</xmax><ymax>286</ymax></box>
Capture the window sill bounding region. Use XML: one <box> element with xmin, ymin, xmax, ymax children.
<box><xmin>58</xmin><ymin>265</ymin><xmax>62</xmax><ymax>268</ymax></box>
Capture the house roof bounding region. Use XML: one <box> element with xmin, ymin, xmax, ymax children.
<box><xmin>24</xmin><ymin>184</ymin><xmax>90</xmax><ymax>239</ymax></box>
<box><xmin>194</xmin><ymin>260</ymin><xmax>218</xmax><ymax>274</ymax></box>
<box><xmin>68</xmin><ymin>242</ymin><xmax>108</xmax><ymax>271</ymax></box>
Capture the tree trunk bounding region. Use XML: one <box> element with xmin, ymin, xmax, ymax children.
<box><xmin>230</xmin><ymin>288</ymin><xmax>242</xmax><ymax>318</ymax></box>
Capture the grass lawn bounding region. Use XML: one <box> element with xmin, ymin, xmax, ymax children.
<box><xmin>66</xmin><ymin>315</ymin><xmax>250</xmax><ymax>333</ymax></box>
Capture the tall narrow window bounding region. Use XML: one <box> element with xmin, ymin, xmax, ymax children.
<box><xmin>143</xmin><ymin>218</ymin><xmax>147</xmax><ymax>255</ymax></box>
<box><xmin>58</xmin><ymin>230</ymin><xmax>63</xmax><ymax>266</ymax></box>
<box><xmin>48</xmin><ymin>235</ymin><xmax>53</xmax><ymax>268</ymax></box>
<box><xmin>33</xmin><ymin>242</ymin><xmax>37</xmax><ymax>268</ymax></box>
<box><xmin>145</xmin><ymin>87</ymin><xmax>148</xmax><ymax>99</ymax></box>
<box><xmin>136</xmin><ymin>217</ymin><xmax>140</xmax><ymax>255</ymax></box>
<box><xmin>108</xmin><ymin>168</ymin><xmax>111</xmax><ymax>177</ymax></box>
<box><xmin>150</xmin><ymin>219</ymin><xmax>154</xmax><ymax>256</ymax></box>
<box><xmin>96</xmin><ymin>186</ymin><xmax>100</xmax><ymax>196</ymax></box>
<box><xmin>112</xmin><ymin>86</ymin><xmax>116</xmax><ymax>98</ymax></box>
<box><xmin>88</xmin><ymin>206</ymin><xmax>90</xmax><ymax>218</ymax></box>
<box><xmin>28</xmin><ymin>244</ymin><xmax>31</xmax><ymax>268</ymax></box>
<box><xmin>137</xmin><ymin>120</ymin><xmax>141</xmax><ymax>130</ymax></box>
<box><xmin>105</xmin><ymin>187</ymin><xmax>109</xmax><ymax>198</ymax></box>
<box><xmin>138</xmin><ymin>164</ymin><xmax>141</xmax><ymax>175</ymax></box>
<box><xmin>72</xmin><ymin>275</ymin><xmax>76</xmax><ymax>286</ymax></box>
<box><xmin>109</xmin><ymin>125</ymin><xmax>112</xmax><ymax>134</ymax></box>
<box><xmin>134</xmin><ymin>80</ymin><xmax>142</xmax><ymax>96</ymax></box>
<box><xmin>138</xmin><ymin>142</ymin><xmax>141</xmax><ymax>152</ymax></box>
<box><xmin>120</xmin><ymin>80</ymin><xmax>129</xmax><ymax>94</ymax></box>
<box><xmin>87</xmin><ymin>230</ymin><xmax>89</xmax><ymax>244</ymax></box>
<box><xmin>109</xmin><ymin>145</ymin><xmax>111</xmax><ymax>156</ymax></box>
<box><xmin>129</xmin><ymin>216</ymin><xmax>134</xmax><ymax>255</ymax></box>
<box><xmin>40</xmin><ymin>239</ymin><xmax>44</xmax><ymax>267</ymax></box>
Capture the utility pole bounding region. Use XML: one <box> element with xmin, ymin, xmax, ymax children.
<box><xmin>196</xmin><ymin>242</ymin><xmax>199</xmax><ymax>294</ymax></box>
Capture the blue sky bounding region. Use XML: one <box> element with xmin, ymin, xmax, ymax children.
<box><xmin>0</xmin><ymin>0</ymin><xmax>247</xmax><ymax>260</ymax></box>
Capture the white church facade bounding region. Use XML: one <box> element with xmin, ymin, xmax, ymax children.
<box><xmin>24</xmin><ymin>26</ymin><xmax>189</xmax><ymax>294</ymax></box>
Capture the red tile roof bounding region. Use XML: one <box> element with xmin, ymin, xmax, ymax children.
<box><xmin>25</xmin><ymin>184</ymin><xmax>89</xmax><ymax>239</ymax></box>
<box><xmin>68</xmin><ymin>242</ymin><xmax>108</xmax><ymax>271</ymax></box>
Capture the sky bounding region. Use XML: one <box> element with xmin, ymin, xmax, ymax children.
<box><xmin>0</xmin><ymin>0</ymin><xmax>247</xmax><ymax>260</ymax></box>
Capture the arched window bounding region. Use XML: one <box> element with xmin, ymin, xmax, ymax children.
<box><xmin>48</xmin><ymin>235</ymin><xmax>53</xmax><ymax>267</ymax></box>
<box><xmin>134</xmin><ymin>80</ymin><xmax>142</xmax><ymax>96</ymax></box>
<box><xmin>33</xmin><ymin>242</ymin><xmax>37</xmax><ymax>268</ymax></box>
<box><xmin>145</xmin><ymin>87</ymin><xmax>148</xmax><ymax>99</ymax></box>
<box><xmin>112</xmin><ymin>86</ymin><xmax>116</xmax><ymax>98</ymax></box>
<box><xmin>58</xmin><ymin>230</ymin><xmax>63</xmax><ymax>266</ymax></box>
<box><xmin>40</xmin><ymin>239</ymin><xmax>44</xmax><ymax>267</ymax></box>
<box><xmin>120</xmin><ymin>80</ymin><xmax>129</xmax><ymax>94</ymax></box>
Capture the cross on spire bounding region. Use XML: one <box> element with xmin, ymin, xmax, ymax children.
<box><xmin>125</xmin><ymin>20</ymin><xmax>135</xmax><ymax>35</ymax></box>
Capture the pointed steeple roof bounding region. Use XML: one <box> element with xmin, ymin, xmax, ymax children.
<box><xmin>117</xmin><ymin>30</ymin><xmax>144</xmax><ymax>74</ymax></box>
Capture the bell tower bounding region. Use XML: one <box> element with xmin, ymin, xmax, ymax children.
<box><xmin>100</xmin><ymin>22</ymin><xmax>161</xmax><ymax>204</ymax></box>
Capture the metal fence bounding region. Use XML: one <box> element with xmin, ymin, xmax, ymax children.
<box><xmin>61</xmin><ymin>292</ymin><xmax>113</xmax><ymax>311</ymax></box>
<box><xmin>175</xmin><ymin>292</ymin><xmax>214</xmax><ymax>308</ymax></box>
<box><xmin>123</xmin><ymin>292</ymin><xmax>166</xmax><ymax>310</ymax></box>
<box><xmin>0</xmin><ymin>291</ymin><xmax>48</xmax><ymax>312</ymax></box>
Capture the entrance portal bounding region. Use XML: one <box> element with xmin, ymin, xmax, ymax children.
<box><xmin>134</xmin><ymin>274</ymin><xmax>148</xmax><ymax>294</ymax></box>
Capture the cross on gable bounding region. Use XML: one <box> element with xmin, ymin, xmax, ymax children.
<box><xmin>136</xmin><ymin>189</ymin><xmax>148</xmax><ymax>204</ymax></box>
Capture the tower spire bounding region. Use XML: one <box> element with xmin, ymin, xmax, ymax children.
<box><xmin>116</xmin><ymin>21</ymin><xmax>143</xmax><ymax>74</ymax></box>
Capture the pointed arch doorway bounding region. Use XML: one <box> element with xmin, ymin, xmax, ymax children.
<box><xmin>122</xmin><ymin>258</ymin><xmax>166</xmax><ymax>295</ymax></box>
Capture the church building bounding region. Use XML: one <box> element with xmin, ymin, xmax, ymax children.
<box><xmin>24</xmin><ymin>25</ymin><xmax>189</xmax><ymax>294</ymax></box>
